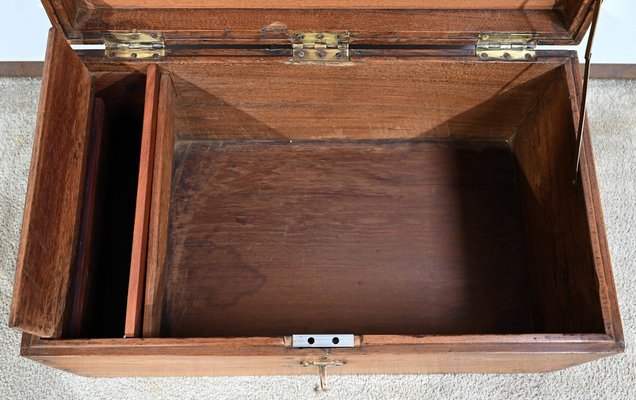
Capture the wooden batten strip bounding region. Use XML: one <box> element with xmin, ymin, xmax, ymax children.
<box><xmin>124</xmin><ymin>64</ymin><xmax>161</xmax><ymax>338</ymax></box>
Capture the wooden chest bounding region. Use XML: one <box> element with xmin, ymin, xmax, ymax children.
<box><xmin>9</xmin><ymin>0</ymin><xmax>623</xmax><ymax>388</ymax></box>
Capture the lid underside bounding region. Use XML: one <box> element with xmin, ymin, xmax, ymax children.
<box><xmin>44</xmin><ymin>1</ymin><xmax>595</xmax><ymax>45</ymax></box>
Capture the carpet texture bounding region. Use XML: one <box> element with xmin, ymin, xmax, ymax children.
<box><xmin>0</xmin><ymin>77</ymin><xmax>634</xmax><ymax>400</ymax></box>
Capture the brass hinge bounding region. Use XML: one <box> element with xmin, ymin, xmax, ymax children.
<box><xmin>104</xmin><ymin>32</ymin><xmax>165</xmax><ymax>60</ymax></box>
<box><xmin>292</xmin><ymin>32</ymin><xmax>350</xmax><ymax>63</ymax></box>
<box><xmin>476</xmin><ymin>34</ymin><xmax>537</xmax><ymax>61</ymax></box>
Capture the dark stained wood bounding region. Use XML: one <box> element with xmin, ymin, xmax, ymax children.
<box><xmin>124</xmin><ymin>65</ymin><xmax>161</xmax><ymax>338</ymax></box>
<box><xmin>169</xmin><ymin>61</ymin><xmax>560</xmax><ymax>141</ymax></box>
<box><xmin>9</xmin><ymin>28</ymin><xmax>93</xmax><ymax>338</ymax></box>
<box><xmin>142</xmin><ymin>73</ymin><xmax>176</xmax><ymax>337</ymax></box>
<box><xmin>157</xmin><ymin>140</ymin><xmax>533</xmax><ymax>337</ymax></box>
<box><xmin>64</xmin><ymin>98</ymin><xmax>106</xmax><ymax>338</ymax></box>
<box><xmin>513</xmin><ymin>63</ymin><xmax>605</xmax><ymax>334</ymax></box>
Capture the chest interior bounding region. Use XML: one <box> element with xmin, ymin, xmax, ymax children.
<box><xmin>56</xmin><ymin>55</ymin><xmax>606</xmax><ymax>339</ymax></box>
<box><xmin>9</xmin><ymin>1</ymin><xmax>618</xmax><ymax>357</ymax></box>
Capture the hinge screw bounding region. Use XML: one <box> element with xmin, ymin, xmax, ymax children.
<box><xmin>297</xmin><ymin>51</ymin><xmax>305</xmax><ymax>58</ymax></box>
<box><xmin>316</xmin><ymin>33</ymin><xmax>324</xmax><ymax>40</ymax></box>
<box><xmin>130</xmin><ymin>53</ymin><xmax>138</xmax><ymax>59</ymax></box>
<box><xmin>317</xmin><ymin>50</ymin><xmax>326</xmax><ymax>58</ymax></box>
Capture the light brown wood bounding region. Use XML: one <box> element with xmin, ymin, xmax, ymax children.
<box><xmin>124</xmin><ymin>64</ymin><xmax>161</xmax><ymax>338</ymax></box>
<box><xmin>169</xmin><ymin>61</ymin><xmax>559</xmax><ymax>141</ymax></box>
<box><xmin>21</xmin><ymin>333</ymin><xmax>622</xmax><ymax>355</ymax></box>
<box><xmin>21</xmin><ymin>333</ymin><xmax>621</xmax><ymax>376</ymax></box>
<box><xmin>21</xmin><ymin>352</ymin><xmax>610</xmax><ymax>377</ymax></box>
<box><xmin>142</xmin><ymin>73</ymin><xmax>176</xmax><ymax>337</ymax></box>
<box><xmin>9</xmin><ymin>28</ymin><xmax>93</xmax><ymax>338</ymax></box>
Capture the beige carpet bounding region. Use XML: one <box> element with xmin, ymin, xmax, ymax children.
<box><xmin>0</xmin><ymin>78</ymin><xmax>634</xmax><ymax>399</ymax></box>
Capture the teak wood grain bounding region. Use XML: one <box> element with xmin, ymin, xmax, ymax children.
<box><xmin>9</xmin><ymin>28</ymin><xmax>93</xmax><ymax>338</ymax></box>
<box><xmin>567</xmin><ymin>56</ymin><xmax>624</xmax><ymax>344</ymax></box>
<box><xmin>169</xmin><ymin>61</ymin><xmax>559</xmax><ymax>141</ymax></box>
<box><xmin>124</xmin><ymin>64</ymin><xmax>161</xmax><ymax>338</ymax></box>
<box><xmin>159</xmin><ymin>140</ymin><xmax>533</xmax><ymax>337</ymax></box>
<box><xmin>21</xmin><ymin>333</ymin><xmax>622</xmax><ymax>376</ymax></box>
<box><xmin>41</xmin><ymin>0</ymin><xmax>594</xmax><ymax>45</ymax></box>
<box><xmin>513</xmin><ymin>65</ymin><xmax>605</xmax><ymax>334</ymax></box>
<box><xmin>8</xmin><ymin>20</ymin><xmax>624</xmax><ymax>378</ymax></box>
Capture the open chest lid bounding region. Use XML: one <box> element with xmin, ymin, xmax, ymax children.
<box><xmin>43</xmin><ymin>0</ymin><xmax>599</xmax><ymax>47</ymax></box>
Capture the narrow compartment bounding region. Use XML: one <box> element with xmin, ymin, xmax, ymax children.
<box><xmin>64</xmin><ymin>72</ymin><xmax>147</xmax><ymax>338</ymax></box>
<box><xmin>139</xmin><ymin>59</ymin><xmax>605</xmax><ymax>338</ymax></box>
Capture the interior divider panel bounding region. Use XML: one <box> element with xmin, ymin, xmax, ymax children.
<box><xmin>142</xmin><ymin>73</ymin><xmax>176</xmax><ymax>338</ymax></box>
<box><xmin>125</xmin><ymin>65</ymin><xmax>161</xmax><ymax>338</ymax></box>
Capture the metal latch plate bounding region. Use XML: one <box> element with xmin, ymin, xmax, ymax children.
<box><xmin>292</xmin><ymin>334</ymin><xmax>355</xmax><ymax>348</ymax></box>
